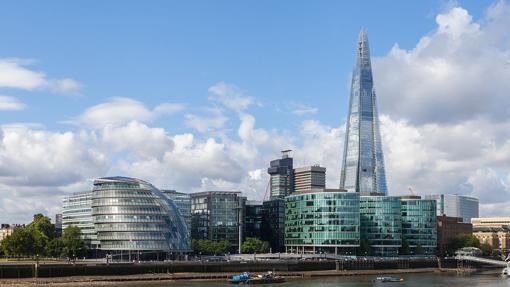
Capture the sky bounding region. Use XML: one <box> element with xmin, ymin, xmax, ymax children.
<box><xmin>0</xmin><ymin>0</ymin><xmax>509</xmax><ymax>223</ymax></box>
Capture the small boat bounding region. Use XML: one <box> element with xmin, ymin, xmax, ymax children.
<box><xmin>228</xmin><ymin>271</ymin><xmax>285</xmax><ymax>284</ymax></box>
<box><xmin>374</xmin><ymin>276</ymin><xmax>404</xmax><ymax>282</ymax></box>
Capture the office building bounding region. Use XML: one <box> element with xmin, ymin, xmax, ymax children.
<box><xmin>162</xmin><ymin>190</ymin><xmax>192</xmax><ymax>233</ymax></box>
<box><xmin>55</xmin><ymin>213</ymin><xmax>63</xmax><ymax>237</ymax></box>
<box><xmin>285</xmin><ymin>189</ymin><xmax>360</xmax><ymax>255</ymax></box>
<box><xmin>293</xmin><ymin>165</ymin><xmax>326</xmax><ymax>193</ymax></box>
<box><xmin>436</xmin><ymin>215</ymin><xmax>472</xmax><ymax>256</ymax></box>
<box><xmin>268</xmin><ymin>150</ymin><xmax>294</xmax><ymax>198</ymax></box>
<box><xmin>400</xmin><ymin>196</ymin><xmax>437</xmax><ymax>255</ymax></box>
<box><xmin>472</xmin><ymin>226</ymin><xmax>510</xmax><ymax>252</ymax></box>
<box><xmin>360</xmin><ymin>195</ymin><xmax>402</xmax><ymax>256</ymax></box>
<box><xmin>91</xmin><ymin>177</ymin><xmax>190</xmax><ymax>258</ymax></box>
<box><xmin>244</xmin><ymin>201</ymin><xmax>264</xmax><ymax>239</ymax></box>
<box><xmin>424</xmin><ymin>194</ymin><xmax>479</xmax><ymax>223</ymax></box>
<box><xmin>262</xmin><ymin>198</ymin><xmax>286</xmax><ymax>252</ymax></box>
<box><xmin>471</xmin><ymin>217</ymin><xmax>510</xmax><ymax>228</ymax></box>
<box><xmin>339</xmin><ymin>30</ymin><xmax>388</xmax><ymax>195</ymax></box>
<box><xmin>191</xmin><ymin>191</ymin><xmax>246</xmax><ymax>252</ymax></box>
<box><xmin>62</xmin><ymin>191</ymin><xmax>100</xmax><ymax>249</ymax></box>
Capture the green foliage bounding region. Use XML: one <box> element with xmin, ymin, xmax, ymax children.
<box><xmin>357</xmin><ymin>239</ymin><xmax>372</xmax><ymax>256</ymax></box>
<box><xmin>61</xmin><ymin>226</ymin><xmax>87</xmax><ymax>258</ymax></box>
<box><xmin>399</xmin><ymin>240</ymin><xmax>410</xmax><ymax>255</ymax></box>
<box><xmin>46</xmin><ymin>237</ymin><xmax>64</xmax><ymax>258</ymax></box>
<box><xmin>241</xmin><ymin>237</ymin><xmax>269</xmax><ymax>254</ymax></box>
<box><xmin>415</xmin><ymin>243</ymin><xmax>425</xmax><ymax>255</ymax></box>
<box><xmin>450</xmin><ymin>233</ymin><xmax>480</xmax><ymax>254</ymax></box>
<box><xmin>192</xmin><ymin>239</ymin><xmax>231</xmax><ymax>255</ymax></box>
<box><xmin>480</xmin><ymin>243</ymin><xmax>493</xmax><ymax>256</ymax></box>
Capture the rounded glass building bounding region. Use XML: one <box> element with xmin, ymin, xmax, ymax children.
<box><xmin>91</xmin><ymin>177</ymin><xmax>190</xmax><ymax>258</ymax></box>
<box><xmin>285</xmin><ymin>189</ymin><xmax>360</xmax><ymax>255</ymax></box>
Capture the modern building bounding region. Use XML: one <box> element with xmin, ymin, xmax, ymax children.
<box><xmin>293</xmin><ymin>165</ymin><xmax>326</xmax><ymax>193</ymax></box>
<box><xmin>91</xmin><ymin>177</ymin><xmax>190</xmax><ymax>259</ymax></box>
<box><xmin>339</xmin><ymin>29</ymin><xmax>388</xmax><ymax>195</ymax></box>
<box><xmin>191</xmin><ymin>191</ymin><xmax>246</xmax><ymax>253</ymax></box>
<box><xmin>62</xmin><ymin>191</ymin><xmax>100</xmax><ymax>250</ymax></box>
<box><xmin>436</xmin><ymin>215</ymin><xmax>473</xmax><ymax>256</ymax></box>
<box><xmin>268</xmin><ymin>150</ymin><xmax>294</xmax><ymax>199</ymax></box>
<box><xmin>285</xmin><ymin>189</ymin><xmax>360</xmax><ymax>255</ymax></box>
<box><xmin>55</xmin><ymin>213</ymin><xmax>63</xmax><ymax>237</ymax></box>
<box><xmin>261</xmin><ymin>198</ymin><xmax>286</xmax><ymax>252</ymax></box>
<box><xmin>244</xmin><ymin>201</ymin><xmax>264</xmax><ymax>240</ymax></box>
<box><xmin>424</xmin><ymin>194</ymin><xmax>479</xmax><ymax>223</ymax></box>
<box><xmin>400</xmin><ymin>196</ymin><xmax>437</xmax><ymax>255</ymax></box>
<box><xmin>360</xmin><ymin>195</ymin><xmax>401</xmax><ymax>256</ymax></box>
<box><xmin>162</xmin><ymin>190</ymin><xmax>192</xmax><ymax>234</ymax></box>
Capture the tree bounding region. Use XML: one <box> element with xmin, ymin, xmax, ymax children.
<box><xmin>192</xmin><ymin>239</ymin><xmax>231</xmax><ymax>255</ymax></box>
<box><xmin>61</xmin><ymin>226</ymin><xmax>86</xmax><ymax>259</ymax></box>
<box><xmin>449</xmin><ymin>234</ymin><xmax>480</xmax><ymax>254</ymax></box>
<box><xmin>46</xmin><ymin>237</ymin><xmax>64</xmax><ymax>258</ymax></box>
<box><xmin>415</xmin><ymin>244</ymin><xmax>425</xmax><ymax>255</ymax></box>
<box><xmin>480</xmin><ymin>243</ymin><xmax>493</xmax><ymax>256</ymax></box>
<box><xmin>358</xmin><ymin>239</ymin><xmax>371</xmax><ymax>256</ymax></box>
<box><xmin>241</xmin><ymin>237</ymin><xmax>269</xmax><ymax>254</ymax></box>
<box><xmin>400</xmin><ymin>240</ymin><xmax>410</xmax><ymax>255</ymax></box>
<box><xmin>1</xmin><ymin>227</ymin><xmax>35</xmax><ymax>257</ymax></box>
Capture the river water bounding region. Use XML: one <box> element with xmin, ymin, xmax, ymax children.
<box><xmin>114</xmin><ymin>271</ymin><xmax>510</xmax><ymax>287</ymax></box>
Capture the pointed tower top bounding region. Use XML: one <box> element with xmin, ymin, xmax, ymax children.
<box><xmin>356</xmin><ymin>28</ymin><xmax>371</xmax><ymax>68</ymax></box>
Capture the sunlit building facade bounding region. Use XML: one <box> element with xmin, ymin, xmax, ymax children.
<box><xmin>62</xmin><ymin>191</ymin><xmax>100</xmax><ymax>249</ymax></box>
<box><xmin>340</xmin><ymin>30</ymin><xmax>387</xmax><ymax>195</ymax></box>
<box><xmin>400</xmin><ymin>196</ymin><xmax>437</xmax><ymax>255</ymax></box>
<box><xmin>91</xmin><ymin>177</ymin><xmax>191</xmax><ymax>256</ymax></box>
<box><xmin>285</xmin><ymin>189</ymin><xmax>360</xmax><ymax>255</ymax></box>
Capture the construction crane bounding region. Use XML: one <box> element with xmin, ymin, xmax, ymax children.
<box><xmin>408</xmin><ymin>186</ymin><xmax>417</xmax><ymax>196</ymax></box>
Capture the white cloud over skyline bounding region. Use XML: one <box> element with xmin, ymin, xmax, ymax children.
<box><xmin>1</xmin><ymin>2</ymin><xmax>510</xmax><ymax>222</ymax></box>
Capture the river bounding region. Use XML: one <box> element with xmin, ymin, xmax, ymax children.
<box><xmin>107</xmin><ymin>271</ymin><xmax>510</xmax><ymax>287</ymax></box>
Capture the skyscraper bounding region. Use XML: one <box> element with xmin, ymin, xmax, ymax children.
<box><xmin>340</xmin><ymin>30</ymin><xmax>388</xmax><ymax>195</ymax></box>
<box><xmin>267</xmin><ymin>150</ymin><xmax>294</xmax><ymax>198</ymax></box>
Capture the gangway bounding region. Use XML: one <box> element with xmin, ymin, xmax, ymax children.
<box><xmin>455</xmin><ymin>255</ymin><xmax>508</xmax><ymax>267</ymax></box>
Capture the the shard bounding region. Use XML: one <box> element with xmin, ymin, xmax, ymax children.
<box><xmin>340</xmin><ymin>29</ymin><xmax>388</xmax><ymax>195</ymax></box>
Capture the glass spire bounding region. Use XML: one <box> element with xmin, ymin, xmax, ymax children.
<box><xmin>340</xmin><ymin>29</ymin><xmax>388</xmax><ymax>195</ymax></box>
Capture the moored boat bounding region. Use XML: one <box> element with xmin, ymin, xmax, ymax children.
<box><xmin>374</xmin><ymin>276</ymin><xmax>404</xmax><ymax>282</ymax></box>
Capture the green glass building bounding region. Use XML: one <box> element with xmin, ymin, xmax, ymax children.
<box><xmin>360</xmin><ymin>195</ymin><xmax>402</xmax><ymax>256</ymax></box>
<box><xmin>285</xmin><ymin>189</ymin><xmax>360</xmax><ymax>255</ymax></box>
<box><xmin>400</xmin><ymin>196</ymin><xmax>437</xmax><ymax>255</ymax></box>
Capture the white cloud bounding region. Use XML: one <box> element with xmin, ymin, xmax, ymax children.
<box><xmin>208</xmin><ymin>82</ymin><xmax>255</xmax><ymax>112</ymax></box>
<box><xmin>185</xmin><ymin>108</ymin><xmax>228</xmax><ymax>133</ymax></box>
<box><xmin>0</xmin><ymin>58</ymin><xmax>81</xmax><ymax>95</ymax></box>
<box><xmin>291</xmin><ymin>103</ymin><xmax>318</xmax><ymax>116</ymax></box>
<box><xmin>0</xmin><ymin>96</ymin><xmax>26</xmax><ymax>111</ymax></box>
<box><xmin>71</xmin><ymin>97</ymin><xmax>185</xmax><ymax>129</ymax></box>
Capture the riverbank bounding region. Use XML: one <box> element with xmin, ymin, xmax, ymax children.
<box><xmin>0</xmin><ymin>268</ymin><xmax>447</xmax><ymax>286</ymax></box>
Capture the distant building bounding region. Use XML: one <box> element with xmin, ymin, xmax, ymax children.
<box><xmin>262</xmin><ymin>198</ymin><xmax>286</xmax><ymax>252</ymax></box>
<box><xmin>0</xmin><ymin>224</ymin><xmax>24</xmax><ymax>242</ymax></box>
<box><xmin>424</xmin><ymin>194</ymin><xmax>479</xmax><ymax>223</ymax></box>
<box><xmin>267</xmin><ymin>150</ymin><xmax>294</xmax><ymax>199</ymax></box>
<box><xmin>436</xmin><ymin>215</ymin><xmax>472</xmax><ymax>256</ymax></box>
<box><xmin>62</xmin><ymin>191</ymin><xmax>100</xmax><ymax>250</ymax></box>
<box><xmin>293</xmin><ymin>165</ymin><xmax>326</xmax><ymax>193</ymax></box>
<box><xmin>191</xmin><ymin>191</ymin><xmax>246</xmax><ymax>253</ymax></box>
<box><xmin>55</xmin><ymin>213</ymin><xmax>63</xmax><ymax>237</ymax></box>
<box><xmin>162</xmin><ymin>190</ymin><xmax>192</xmax><ymax>234</ymax></box>
<box><xmin>471</xmin><ymin>217</ymin><xmax>510</xmax><ymax>252</ymax></box>
<box><xmin>285</xmin><ymin>188</ymin><xmax>359</xmax><ymax>255</ymax></box>
<box><xmin>400</xmin><ymin>196</ymin><xmax>437</xmax><ymax>255</ymax></box>
<box><xmin>244</xmin><ymin>201</ymin><xmax>264</xmax><ymax>240</ymax></box>
<box><xmin>360</xmin><ymin>195</ymin><xmax>402</xmax><ymax>256</ymax></box>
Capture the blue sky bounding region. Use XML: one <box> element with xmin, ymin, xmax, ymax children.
<box><xmin>1</xmin><ymin>0</ymin><xmax>509</xmax><ymax>222</ymax></box>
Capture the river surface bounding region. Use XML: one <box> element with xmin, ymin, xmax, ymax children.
<box><xmin>113</xmin><ymin>271</ymin><xmax>510</xmax><ymax>287</ymax></box>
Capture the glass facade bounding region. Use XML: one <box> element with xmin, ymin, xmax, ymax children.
<box><xmin>162</xmin><ymin>190</ymin><xmax>192</xmax><ymax>235</ymax></box>
<box><xmin>262</xmin><ymin>198</ymin><xmax>285</xmax><ymax>252</ymax></box>
<box><xmin>360</xmin><ymin>196</ymin><xmax>401</xmax><ymax>256</ymax></box>
<box><xmin>244</xmin><ymin>201</ymin><xmax>264</xmax><ymax>239</ymax></box>
<box><xmin>285</xmin><ymin>190</ymin><xmax>360</xmax><ymax>254</ymax></box>
<box><xmin>400</xmin><ymin>197</ymin><xmax>437</xmax><ymax>255</ymax></box>
<box><xmin>267</xmin><ymin>153</ymin><xmax>294</xmax><ymax>199</ymax></box>
<box><xmin>91</xmin><ymin>177</ymin><xmax>190</xmax><ymax>252</ymax></box>
<box><xmin>191</xmin><ymin>191</ymin><xmax>246</xmax><ymax>251</ymax></box>
<box><xmin>62</xmin><ymin>191</ymin><xmax>100</xmax><ymax>249</ymax></box>
<box><xmin>424</xmin><ymin>194</ymin><xmax>479</xmax><ymax>223</ymax></box>
<box><xmin>340</xmin><ymin>29</ymin><xmax>387</xmax><ymax>195</ymax></box>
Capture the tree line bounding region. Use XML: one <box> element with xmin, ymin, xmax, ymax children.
<box><xmin>192</xmin><ymin>237</ymin><xmax>269</xmax><ymax>255</ymax></box>
<box><xmin>0</xmin><ymin>214</ymin><xmax>86</xmax><ymax>259</ymax></box>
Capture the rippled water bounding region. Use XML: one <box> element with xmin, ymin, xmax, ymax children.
<box><xmin>114</xmin><ymin>271</ymin><xmax>510</xmax><ymax>287</ymax></box>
